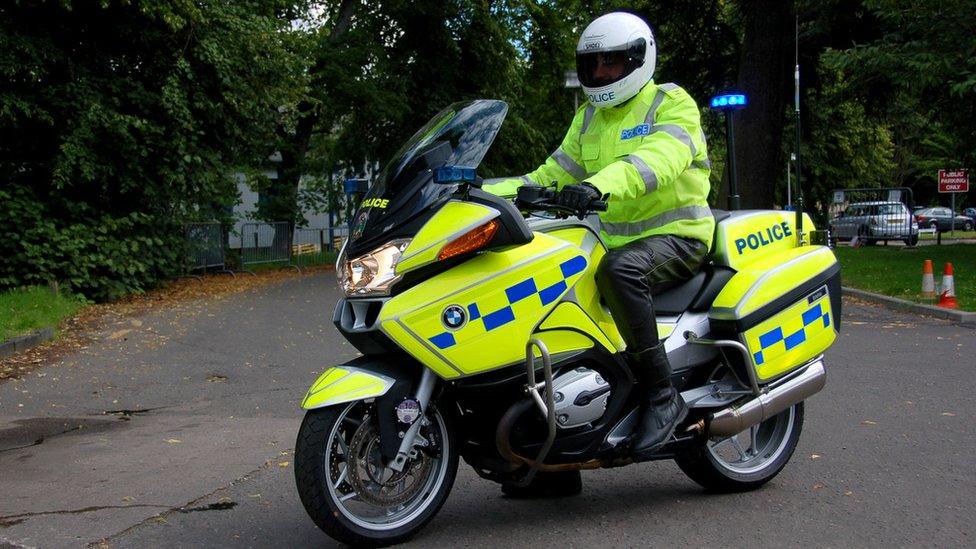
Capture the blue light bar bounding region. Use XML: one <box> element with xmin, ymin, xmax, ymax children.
<box><xmin>710</xmin><ymin>94</ymin><xmax>748</xmax><ymax>110</ymax></box>
<box><xmin>433</xmin><ymin>165</ymin><xmax>477</xmax><ymax>184</ymax></box>
<box><xmin>343</xmin><ymin>178</ymin><xmax>369</xmax><ymax>194</ymax></box>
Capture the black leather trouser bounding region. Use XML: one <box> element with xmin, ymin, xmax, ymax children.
<box><xmin>595</xmin><ymin>235</ymin><xmax>709</xmax><ymax>352</ymax></box>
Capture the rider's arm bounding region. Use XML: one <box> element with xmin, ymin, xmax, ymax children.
<box><xmin>482</xmin><ymin>106</ymin><xmax>589</xmax><ymax>198</ymax></box>
<box><xmin>585</xmin><ymin>86</ymin><xmax>707</xmax><ymax>202</ymax></box>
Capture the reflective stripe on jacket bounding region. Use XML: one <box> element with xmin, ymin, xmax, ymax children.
<box><xmin>484</xmin><ymin>81</ymin><xmax>714</xmax><ymax>250</ymax></box>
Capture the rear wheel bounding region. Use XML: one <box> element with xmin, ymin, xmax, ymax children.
<box><xmin>964</xmin><ymin>221</ymin><xmax>974</xmax><ymax>232</ymax></box>
<box><xmin>295</xmin><ymin>401</ymin><xmax>458</xmax><ymax>546</ymax></box>
<box><xmin>675</xmin><ymin>402</ymin><xmax>804</xmax><ymax>492</ymax></box>
<box><xmin>905</xmin><ymin>234</ymin><xmax>919</xmax><ymax>246</ymax></box>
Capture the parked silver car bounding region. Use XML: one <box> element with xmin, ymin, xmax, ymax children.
<box><xmin>830</xmin><ymin>201</ymin><xmax>919</xmax><ymax>246</ymax></box>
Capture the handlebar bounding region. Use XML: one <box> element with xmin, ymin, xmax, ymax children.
<box><xmin>514</xmin><ymin>185</ymin><xmax>607</xmax><ymax>219</ymax></box>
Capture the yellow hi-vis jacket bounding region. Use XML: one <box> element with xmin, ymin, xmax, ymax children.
<box><xmin>485</xmin><ymin>81</ymin><xmax>714</xmax><ymax>250</ymax></box>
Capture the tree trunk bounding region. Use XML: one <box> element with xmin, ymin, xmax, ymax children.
<box><xmin>270</xmin><ymin>0</ymin><xmax>360</xmax><ymax>225</ymax></box>
<box><xmin>718</xmin><ymin>0</ymin><xmax>794</xmax><ymax>209</ymax></box>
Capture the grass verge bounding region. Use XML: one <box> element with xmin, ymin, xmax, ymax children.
<box><xmin>834</xmin><ymin>244</ymin><xmax>975</xmax><ymax>311</ymax></box>
<box><xmin>919</xmin><ymin>231</ymin><xmax>976</xmax><ymax>241</ymax></box>
<box><xmin>0</xmin><ymin>286</ymin><xmax>86</xmax><ymax>341</ymax></box>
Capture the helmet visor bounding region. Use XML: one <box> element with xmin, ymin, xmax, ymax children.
<box><xmin>575</xmin><ymin>38</ymin><xmax>646</xmax><ymax>88</ymax></box>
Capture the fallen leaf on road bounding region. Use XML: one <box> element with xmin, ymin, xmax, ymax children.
<box><xmin>844</xmin><ymin>490</ymin><xmax>854</xmax><ymax>496</ymax></box>
<box><xmin>861</xmin><ymin>420</ymin><xmax>877</xmax><ymax>426</ymax></box>
<box><xmin>165</xmin><ymin>438</ymin><xmax>182</xmax><ymax>444</ymax></box>
<box><xmin>941</xmin><ymin>412</ymin><xmax>956</xmax><ymax>417</ymax></box>
<box><xmin>810</xmin><ymin>454</ymin><xmax>821</xmax><ymax>459</ymax></box>
<box><xmin>108</xmin><ymin>329</ymin><xmax>132</xmax><ymax>340</ymax></box>
<box><xmin>278</xmin><ymin>461</ymin><xmax>290</xmax><ymax>468</ymax></box>
<box><xmin>0</xmin><ymin>266</ymin><xmax>329</xmax><ymax>381</ymax></box>
<box><xmin>248</xmin><ymin>493</ymin><xmax>262</xmax><ymax>499</ymax></box>
<box><xmin>813</xmin><ymin>483</ymin><xmax>825</xmax><ymax>490</ymax></box>
<box><xmin>122</xmin><ymin>496</ymin><xmax>134</xmax><ymax>502</ymax></box>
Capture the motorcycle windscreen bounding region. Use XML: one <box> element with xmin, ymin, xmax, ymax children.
<box><xmin>347</xmin><ymin>100</ymin><xmax>509</xmax><ymax>256</ymax></box>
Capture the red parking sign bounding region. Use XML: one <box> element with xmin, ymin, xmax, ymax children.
<box><xmin>938</xmin><ymin>169</ymin><xmax>969</xmax><ymax>193</ymax></box>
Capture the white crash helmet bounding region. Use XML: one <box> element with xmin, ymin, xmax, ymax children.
<box><xmin>576</xmin><ymin>12</ymin><xmax>656</xmax><ymax>109</ymax></box>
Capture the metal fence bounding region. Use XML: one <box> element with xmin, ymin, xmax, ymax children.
<box><xmin>239</xmin><ymin>222</ymin><xmax>296</xmax><ymax>272</ymax></box>
<box><xmin>183</xmin><ymin>222</ymin><xmax>233</xmax><ymax>276</ymax></box>
<box><xmin>184</xmin><ymin>221</ymin><xmax>346</xmax><ymax>275</ymax></box>
<box><xmin>827</xmin><ymin>187</ymin><xmax>918</xmax><ymax>247</ymax></box>
<box><xmin>292</xmin><ymin>226</ymin><xmax>348</xmax><ymax>269</ymax></box>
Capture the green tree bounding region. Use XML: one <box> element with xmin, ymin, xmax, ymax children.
<box><xmin>0</xmin><ymin>0</ymin><xmax>306</xmax><ymax>300</ymax></box>
<box><xmin>792</xmin><ymin>0</ymin><xmax>975</xmax><ymax>212</ymax></box>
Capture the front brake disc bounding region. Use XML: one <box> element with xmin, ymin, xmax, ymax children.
<box><xmin>347</xmin><ymin>417</ymin><xmax>433</xmax><ymax>507</ymax></box>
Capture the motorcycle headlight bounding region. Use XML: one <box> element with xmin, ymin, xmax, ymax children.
<box><xmin>337</xmin><ymin>239</ymin><xmax>411</xmax><ymax>296</ymax></box>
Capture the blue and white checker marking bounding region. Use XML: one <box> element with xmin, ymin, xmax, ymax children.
<box><xmin>753</xmin><ymin>303</ymin><xmax>830</xmax><ymax>366</ymax></box>
<box><xmin>428</xmin><ymin>255</ymin><xmax>587</xmax><ymax>350</ymax></box>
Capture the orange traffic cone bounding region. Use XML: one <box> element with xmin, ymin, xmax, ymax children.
<box><xmin>938</xmin><ymin>262</ymin><xmax>958</xmax><ymax>309</ymax></box>
<box><xmin>921</xmin><ymin>260</ymin><xmax>935</xmax><ymax>299</ymax></box>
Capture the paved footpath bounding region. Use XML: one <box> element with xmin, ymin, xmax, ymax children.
<box><xmin>1</xmin><ymin>273</ymin><xmax>973</xmax><ymax>548</ymax></box>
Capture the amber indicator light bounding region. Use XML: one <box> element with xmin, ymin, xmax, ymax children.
<box><xmin>438</xmin><ymin>220</ymin><xmax>499</xmax><ymax>261</ymax></box>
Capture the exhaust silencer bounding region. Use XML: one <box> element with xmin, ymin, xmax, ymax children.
<box><xmin>708</xmin><ymin>359</ymin><xmax>826</xmax><ymax>438</ymax></box>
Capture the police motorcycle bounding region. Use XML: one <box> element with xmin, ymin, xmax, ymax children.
<box><xmin>294</xmin><ymin>100</ymin><xmax>841</xmax><ymax>546</ymax></box>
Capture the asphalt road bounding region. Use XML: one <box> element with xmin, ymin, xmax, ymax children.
<box><xmin>1</xmin><ymin>272</ymin><xmax>973</xmax><ymax>548</ymax></box>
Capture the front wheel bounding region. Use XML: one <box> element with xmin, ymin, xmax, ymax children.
<box><xmin>675</xmin><ymin>402</ymin><xmax>804</xmax><ymax>492</ymax></box>
<box><xmin>295</xmin><ymin>401</ymin><xmax>458</xmax><ymax>546</ymax></box>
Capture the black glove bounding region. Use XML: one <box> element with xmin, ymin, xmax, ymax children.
<box><xmin>554</xmin><ymin>183</ymin><xmax>601</xmax><ymax>211</ymax></box>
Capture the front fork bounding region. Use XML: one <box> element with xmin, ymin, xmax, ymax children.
<box><xmin>388</xmin><ymin>367</ymin><xmax>438</xmax><ymax>472</ymax></box>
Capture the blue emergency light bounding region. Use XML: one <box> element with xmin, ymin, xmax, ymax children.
<box><xmin>710</xmin><ymin>93</ymin><xmax>748</xmax><ymax>110</ymax></box>
<box><xmin>433</xmin><ymin>165</ymin><xmax>477</xmax><ymax>184</ymax></box>
<box><xmin>343</xmin><ymin>178</ymin><xmax>369</xmax><ymax>195</ymax></box>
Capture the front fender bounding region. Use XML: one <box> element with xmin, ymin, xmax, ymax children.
<box><xmin>301</xmin><ymin>366</ymin><xmax>396</xmax><ymax>410</ymax></box>
<box><xmin>302</xmin><ymin>356</ymin><xmax>421</xmax><ymax>461</ymax></box>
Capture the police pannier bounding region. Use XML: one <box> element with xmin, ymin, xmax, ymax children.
<box><xmin>708</xmin><ymin>211</ymin><xmax>841</xmax><ymax>382</ymax></box>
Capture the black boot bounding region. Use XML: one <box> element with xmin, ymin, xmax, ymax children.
<box><xmin>628</xmin><ymin>343</ymin><xmax>688</xmax><ymax>460</ymax></box>
<box><xmin>500</xmin><ymin>470</ymin><xmax>582</xmax><ymax>499</ymax></box>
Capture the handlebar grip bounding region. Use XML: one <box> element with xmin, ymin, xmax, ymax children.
<box><xmin>591</xmin><ymin>200</ymin><xmax>608</xmax><ymax>212</ymax></box>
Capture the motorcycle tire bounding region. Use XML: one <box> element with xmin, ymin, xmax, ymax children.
<box><xmin>675</xmin><ymin>402</ymin><xmax>804</xmax><ymax>493</ymax></box>
<box><xmin>295</xmin><ymin>402</ymin><xmax>458</xmax><ymax>547</ymax></box>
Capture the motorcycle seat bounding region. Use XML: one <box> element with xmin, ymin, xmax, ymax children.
<box><xmin>655</xmin><ymin>266</ymin><xmax>735</xmax><ymax>315</ymax></box>
<box><xmin>711</xmin><ymin>209</ymin><xmax>732</xmax><ymax>224</ymax></box>
<box><xmin>652</xmin><ymin>210</ymin><xmax>735</xmax><ymax>315</ymax></box>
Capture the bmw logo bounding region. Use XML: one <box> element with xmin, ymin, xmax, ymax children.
<box><xmin>442</xmin><ymin>305</ymin><xmax>467</xmax><ymax>330</ymax></box>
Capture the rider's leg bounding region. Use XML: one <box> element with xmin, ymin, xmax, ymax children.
<box><xmin>596</xmin><ymin>235</ymin><xmax>708</xmax><ymax>457</ymax></box>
